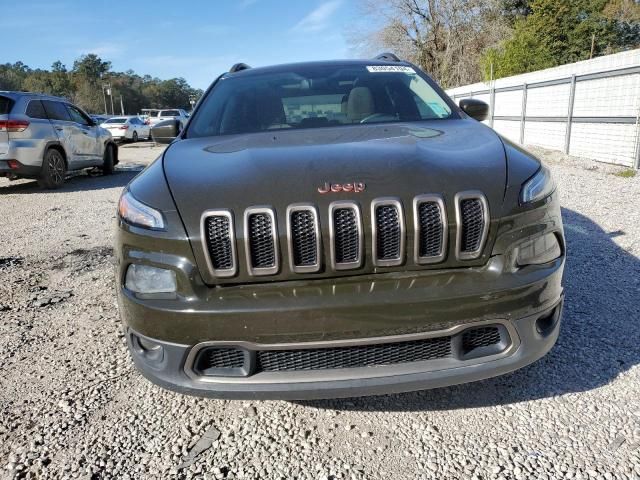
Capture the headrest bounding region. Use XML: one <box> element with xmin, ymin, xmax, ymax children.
<box><xmin>347</xmin><ymin>87</ymin><xmax>374</xmax><ymax>121</ymax></box>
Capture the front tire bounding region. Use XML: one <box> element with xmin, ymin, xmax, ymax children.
<box><xmin>37</xmin><ymin>148</ymin><xmax>66</xmax><ymax>189</ymax></box>
<box><xmin>102</xmin><ymin>144</ymin><xmax>115</xmax><ymax>175</ymax></box>
<box><xmin>132</xmin><ymin>131</ymin><xmax>138</xmax><ymax>142</ymax></box>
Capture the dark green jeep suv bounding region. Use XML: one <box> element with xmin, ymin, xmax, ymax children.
<box><xmin>115</xmin><ymin>55</ymin><xmax>565</xmax><ymax>399</ymax></box>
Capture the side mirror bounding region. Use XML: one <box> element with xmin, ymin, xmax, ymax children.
<box><xmin>459</xmin><ymin>98</ymin><xmax>489</xmax><ymax>122</ymax></box>
<box><xmin>151</xmin><ymin>119</ymin><xmax>181</xmax><ymax>144</ymax></box>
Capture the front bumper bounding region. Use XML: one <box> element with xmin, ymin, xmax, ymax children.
<box><xmin>119</xmin><ymin>253</ymin><xmax>564</xmax><ymax>399</ymax></box>
<box><xmin>126</xmin><ymin>297</ymin><xmax>563</xmax><ymax>400</ymax></box>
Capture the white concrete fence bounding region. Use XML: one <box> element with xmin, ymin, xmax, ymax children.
<box><xmin>446</xmin><ymin>49</ymin><xmax>640</xmax><ymax>169</ymax></box>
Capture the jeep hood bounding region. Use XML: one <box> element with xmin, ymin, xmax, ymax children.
<box><xmin>163</xmin><ymin>119</ymin><xmax>507</xmax><ymax>284</ymax></box>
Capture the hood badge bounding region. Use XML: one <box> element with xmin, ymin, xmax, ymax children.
<box><xmin>318</xmin><ymin>182</ymin><xmax>366</xmax><ymax>194</ymax></box>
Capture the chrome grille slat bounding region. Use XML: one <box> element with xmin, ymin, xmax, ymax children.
<box><xmin>455</xmin><ymin>192</ymin><xmax>489</xmax><ymax>261</ymax></box>
<box><xmin>329</xmin><ymin>202</ymin><xmax>363</xmax><ymax>270</ymax></box>
<box><xmin>372</xmin><ymin>198</ymin><xmax>405</xmax><ymax>267</ymax></box>
<box><xmin>413</xmin><ymin>195</ymin><xmax>447</xmax><ymax>264</ymax></box>
<box><xmin>244</xmin><ymin>207</ymin><xmax>279</xmax><ymax>276</ymax></box>
<box><xmin>200</xmin><ymin>210</ymin><xmax>237</xmax><ymax>277</ymax></box>
<box><xmin>286</xmin><ymin>205</ymin><xmax>321</xmax><ymax>273</ymax></box>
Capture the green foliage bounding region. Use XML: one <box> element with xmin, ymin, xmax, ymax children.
<box><xmin>614</xmin><ymin>168</ymin><xmax>637</xmax><ymax>177</ymax></box>
<box><xmin>481</xmin><ymin>0</ymin><xmax>640</xmax><ymax>80</ymax></box>
<box><xmin>0</xmin><ymin>55</ymin><xmax>203</xmax><ymax>114</ymax></box>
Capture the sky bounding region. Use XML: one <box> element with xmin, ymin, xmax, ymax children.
<box><xmin>1</xmin><ymin>0</ymin><xmax>363</xmax><ymax>90</ymax></box>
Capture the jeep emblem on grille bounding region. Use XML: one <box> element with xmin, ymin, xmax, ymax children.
<box><xmin>318</xmin><ymin>182</ymin><xmax>366</xmax><ymax>194</ymax></box>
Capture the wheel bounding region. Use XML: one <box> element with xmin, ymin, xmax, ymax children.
<box><xmin>37</xmin><ymin>148</ymin><xmax>66</xmax><ymax>189</ymax></box>
<box><xmin>132</xmin><ymin>131</ymin><xmax>138</xmax><ymax>142</ymax></box>
<box><xmin>102</xmin><ymin>144</ymin><xmax>115</xmax><ymax>175</ymax></box>
<box><xmin>147</xmin><ymin>129</ymin><xmax>152</xmax><ymax>140</ymax></box>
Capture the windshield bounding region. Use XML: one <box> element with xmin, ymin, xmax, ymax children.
<box><xmin>104</xmin><ymin>118</ymin><xmax>127</xmax><ymax>124</ymax></box>
<box><xmin>0</xmin><ymin>95</ymin><xmax>14</xmax><ymax>115</ymax></box>
<box><xmin>187</xmin><ymin>64</ymin><xmax>453</xmax><ymax>138</ymax></box>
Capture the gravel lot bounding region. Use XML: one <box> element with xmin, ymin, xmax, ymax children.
<box><xmin>1</xmin><ymin>142</ymin><xmax>639</xmax><ymax>479</ymax></box>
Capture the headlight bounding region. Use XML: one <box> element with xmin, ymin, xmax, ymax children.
<box><xmin>516</xmin><ymin>233</ymin><xmax>562</xmax><ymax>266</ymax></box>
<box><xmin>118</xmin><ymin>190</ymin><xmax>165</xmax><ymax>230</ymax></box>
<box><xmin>520</xmin><ymin>165</ymin><xmax>556</xmax><ymax>204</ymax></box>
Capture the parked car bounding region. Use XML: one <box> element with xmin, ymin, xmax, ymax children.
<box><xmin>100</xmin><ymin>116</ymin><xmax>151</xmax><ymax>142</ymax></box>
<box><xmin>147</xmin><ymin>108</ymin><xmax>189</xmax><ymax>128</ymax></box>
<box><xmin>90</xmin><ymin>114</ymin><xmax>111</xmax><ymax>125</ymax></box>
<box><xmin>0</xmin><ymin>91</ymin><xmax>117</xmax><ymax>189</ymax></box>
<box><xmin>116</xmin><ymin>55</ymin><xmax>565</xmax><ymax>400</ymax></box>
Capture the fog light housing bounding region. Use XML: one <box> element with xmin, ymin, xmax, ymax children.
<box><xmin>131</xmin><ymin>333</ymin><xmax>164</xmax><ymax>363</ymax></box>
<box><xmin>516</xmin><ymin>233</ymin><xmax>562</xmax><ymax>267</ymax></box>
<box><xmin>125</xmin><ymin>264</ymin><xmax>176</xmax><ymax>294</ymax></box>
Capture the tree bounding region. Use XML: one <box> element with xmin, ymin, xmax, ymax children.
<box><xmin>351</xmin><ymin>0</ymin><xmax>511</xmax><ymax>88</ymax></box>
<box><xmin>482</xmin><ymin>0</ymin><xmax>640</xmax><ymax>80</ymax></box>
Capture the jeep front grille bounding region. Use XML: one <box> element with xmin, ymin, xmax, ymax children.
<box><xmin>245</xmin><ymin>208</ymin><xmax>279</xmax><ymax>276</ymax></box>
<box><xmin>201</xmin><ymin>210</ymin><xmax>237</xmax><ymax>277</ymax></box>
<box><xmin>414</xmin><ymin>195</ymin><xmax>447</xmax><ymax>264</ymax></box>
<box><xmin>330</xmin><ymin>202</ymin><xmax>363</xmax><ymax>270</ymax></box>
<box><xmin>201</xmin><ymin>193</ymin><xmax>490</xmax><ymax>278</ymax></box>
<box><xmin>456</xmin><ymin>192</ymin><xmax>489</xmax><ymax>260</ymax></box>
<box><xmin>287</xmin><ymin>205</ymin><xmax>321</xmax><ymax>273</ymax></box>
<box><xmin>372</xmin><ymin>199</ymin><xmax>405</xmax><ymax>267</ymax></box>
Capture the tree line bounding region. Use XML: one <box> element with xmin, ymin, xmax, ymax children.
<box><xmin>354</xmin><ymin>0</ymin><xmax>640</xmax><ymax>87</ymax></box>
<box><xmin>0</xmin><ymin>54</ymin><xmax>203</xmax><ymax>114</ymax></box>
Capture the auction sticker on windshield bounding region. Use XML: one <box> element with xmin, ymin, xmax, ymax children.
<box><xmin>366</xmin><ymin>66</ymin><xmax>416</xmax><ymax>73</ymax></box>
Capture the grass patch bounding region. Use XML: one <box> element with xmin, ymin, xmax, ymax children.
<box><xmin>614</xmin><ymin>169</ymin><xmax>637</xmax><ymax>178</ymax></box>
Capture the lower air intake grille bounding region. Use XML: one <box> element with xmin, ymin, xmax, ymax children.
<box><xmin>417</xmin><ymin>201</ymin><xmax>444</xmax><ymax>259</ymax></box>
<box><xmin>291</xmin><ymin>210</ymin><xmax>318</xmax><ymax>267</ymax></box>
<box><xmin>204</xmin><ymin>215</ymin><xmax>234</xmax><ymax>270</ymax></box>
<box><xmin>375</xmin><ymin>204</ymin><xmax>401</xmax><ymax>261</ymax></box>
<box><xmin>257</xmin><ymin>337</ymin><xmax>452</xmax><ymax>372</ymax></box>
<box><xmin>460</xmin><ymin>198</ymin><xmax>485</xmax><ymax>253</ymax></box>
<box><xmin>333</xmin><ymin>207</ymin><xmax>359</xmax><ymax>265</ymax></box>
<box><xmin>248</xmin><ymin>213</ymin><xmax>275</xmax><ymax>269</ymax></box>
<box><xmin>461</xmin><ymin>326</ymin><xmax>501</xmax><ymax>354</ymax></box>
<box><xmin>206</xmin><ymin>348</ymin><xmax>245</xmax><ymax>369</ymax></box>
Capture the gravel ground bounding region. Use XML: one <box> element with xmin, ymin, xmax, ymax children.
<box><xmin>1</xmin><ymin>142</ymin><xmax>639</xmax><ymax>479</ymax></box>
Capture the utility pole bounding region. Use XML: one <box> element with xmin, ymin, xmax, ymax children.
<box><xmin>101</xmin><ymin>85</ymin><xmax>107</xmax><ymax>115</ymax></box>
<box><xmin>120</xmin><ymin>96</ymin><xmax>124</xmax><ymax>115</ymax></box>
<box><xmin>109</xmin><ymin>87</ymin><xmax>115</xmax><ymax>116</ymax></box>
<box><xmin>589</xmin><ymin>33</ymin><xmax>596</xmax><ymax>59</ymax></box>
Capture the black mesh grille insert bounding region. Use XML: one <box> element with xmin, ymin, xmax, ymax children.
<box><xmin>257</xmin><ymin>337</ymin><xmax>452</xmax><ymax>372</ymax></box>
<box><xmin>333</xmin><ymin>208</ymin><xmax>359</xmax><ymax>264</ymax></box>
<box><xmin>204</xmin><ymin>215</ymin><xmax>233</xmax><ymax>270</ymax></box>
<box><xmin>291</xmin><ymin>210</ymin><xmax>318</xmax><ymax>266</ymax></box>
<box><xmin>248</xmin><ymin>213</ymin><xmax>275</xmax><ymax>268</ymax></box>
<box><xmin>461</xmin><ymin>327</ymin><xmax>501</xmax><ymax>354</ymax></box>
<box><xmin>375</xmin><ymin>205</ymin><xmax>401</xmax><ymax>260</ymax></box>
<box><xmin>204</xmin><ymin>348</ymin><xmax>245</xmax><ymax>369</ymax></box>
<box><xmin>417</xmin><ymin>202</ymin><xmax>443</xmax><ymax>258</ymax></box>
<box><xmin>460</xmin><ymin>199</ymin><xmax>485</xmax><ymax>253</ymax></box>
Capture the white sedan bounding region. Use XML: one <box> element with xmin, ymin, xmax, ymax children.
<box><xmin>100</xmin><ymin>116</ymin><xmax>151</xmax><ymax>142</ymax></box>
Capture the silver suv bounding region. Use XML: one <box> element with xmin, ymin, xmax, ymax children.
<box><xmin>147</xmin><ymin>109</ymin><xmax>189</xmax><ymax>127</ymax></box>
<box><xmin>0</xmin><ymin>92</ymin><xmax>117</xmax><ymax>189</ymax></box>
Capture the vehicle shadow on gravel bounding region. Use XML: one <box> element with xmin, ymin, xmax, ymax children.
<box><xmin>0</xmin><ymin>168</ymin><xmax>142</xmax><ymax>195</ymax></box>
<box><xmin>301</xmin><ymin>207</ymin><xmax>640</xmax><ymax>412</ymax></box>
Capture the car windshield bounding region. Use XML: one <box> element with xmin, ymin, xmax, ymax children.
<box><xmin>187</xmin><ymin>64</ymin><xmax>453</xmax><ymax>138</ymax></box>
<box><xmin>104</xmin><ymin>118</ymin><xmax>127</xmax><ymax>124</ymax></box>
<box><xmin>162</xmin><ymin>110</ymin><xmax>179</xmax><ymax>116</ymax></box>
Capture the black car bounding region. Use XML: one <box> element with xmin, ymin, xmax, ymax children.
<box><xmin>118</xmin><ymin>55</ymin><xmax>565</xmax><ymax>400</ymax></box>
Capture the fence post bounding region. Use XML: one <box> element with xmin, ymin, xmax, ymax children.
<box><xmin>565</xmin><ymin>74</ymin><xmax>577</xmax><ymax>155</ymax></box>
<box><xmin>519</xmin><ymin>83</ymin><xmax>527</xmax><ymax>144</ymax></box>
<box><xmin>489</xmin><ymin>84</ymin><xmax>495</xmax><ymax>128</ymax></box>
<box><xmin>634</xmin><ymin>103</ymin><xmax>640</xmax><ymax>170</ymax></box>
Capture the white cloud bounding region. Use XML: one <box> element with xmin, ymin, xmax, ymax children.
<box><xmin>292</xmin><ymin>0</ymin><xmax>342</xmax><ymax>33</ymax></box>
<box><xmin>80</xmin><ymin>43</ymin><xmax>125</xmax><ymax>58</ymax></box>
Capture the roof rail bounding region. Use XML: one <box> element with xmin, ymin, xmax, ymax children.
<box><xmin>374</xmin><ymin>52</ymin><xmax>401</xmax><ymax>62</ymax></box>
<box><xmin>229</xmin><ymin>63</ymin><xmax>251</xmax><ymax>73</ymax></box>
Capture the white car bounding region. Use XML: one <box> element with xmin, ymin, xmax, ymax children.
<box><xmin>147</xmin><ymin>109</ymin><xmax>189</xmax><ymax>127</ymax></box>
<box><xmin>100</xmin><ymin>116</ymin><xmax>151</xmax><ymax>142</ymax></box>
